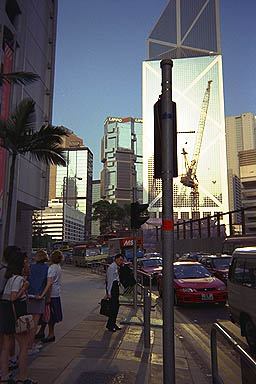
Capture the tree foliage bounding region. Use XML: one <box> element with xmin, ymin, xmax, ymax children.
<box><xmin>0</xmin><ymin>98</ymin><xmax>69</xmax><ymax>249</ymax></box>
<box><xmin>92</xmin><ymin>200</ymin><xmax>131</xmax><ymax>234</ymax></box>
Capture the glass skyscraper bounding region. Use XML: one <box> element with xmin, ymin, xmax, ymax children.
<box><xmin>101</xmin><ymin>117</ymin><xmax>143</xmax><ymax>205</ymax></box>
<box><xmin>147</xmin><ymin>0</ymin><xmax>221</xmax><ymax>60</ymax></box>
<box><xmin>55</xmin><ymin>148</ymin><xmax>93</xmax><ymax>238</ymax></box>
<box><xmin>143</xmin><ymin>0</ymin><xmax>229</xmax><ymax>219</ymax></box>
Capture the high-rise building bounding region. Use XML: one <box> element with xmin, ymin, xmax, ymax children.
<box><xmin>239</xmin><ymin>149</ymin><xmax>256</xmax><ymax>234</ymax></box>
<box><xmin>226</xmin><ymin>113</ymin><xmax>256</xmax><ymax>214</ymax></box>
<box><xmin>147</xmin><ymin>0</ymin><xmax>221</xmax><ymax>60</ymax></box>
<box><xmin>91</xmin><ymin>180</ymin><xmax>101</xmax><ymax>236</ymax></box>
<box><xmin>49</xmin><ymin>130</ymin><xmax>93</xmax><ymax>240</ymax></box>
<box><xmin>0</xmin><ymin>0</ymin><xmax>58</xmax><ymax>257</ymax></box>
<box><xmin>101</xmin><ymin>117</ymin><xmax>143</xmax><ymax>206</ymax></box>
<box><xmin>36</xmin><ymin>199</ymin><xmax>85</xmax><ymax>242</ymax></box>
<box><xmin>143</xmin><ymin>0</ymin><xmax>229</xmax><ymax>221</ymax></box>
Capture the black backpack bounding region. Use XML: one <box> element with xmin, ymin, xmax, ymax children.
<box><xmin>119</xmin><ymin>264</ymin><xmax>136</xmax><ymax>289</ymax></box>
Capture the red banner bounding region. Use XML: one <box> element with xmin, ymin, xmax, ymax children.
<box><xmin>0</xmin><ymin>42</ymin><xmax>13</xmax><ymax>220</ymax></box>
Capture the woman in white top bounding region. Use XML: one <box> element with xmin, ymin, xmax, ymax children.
<box><xmin>0</xmin><ymin>250</ymin><xmax>38</xmax><ymax>384</ymax></box>
<box><xmin>36</xmin><ymin>250</ymin><xmax>63</xmax><ymax>344</ymax></box>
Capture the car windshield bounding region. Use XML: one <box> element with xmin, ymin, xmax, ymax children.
<box><xmin>142</xmin><ymin>259</ymin><xmax>162</xmax><ymax>267</ymax></box>
<box><xmin>212</xmin><ymin>257</ymin><xmax>231</xmax><ymax>269</ymax></box>
<box><xmin>174</xmin><ymin>264</ymin><xmax>212</xmax><ymax>279</ymax></box>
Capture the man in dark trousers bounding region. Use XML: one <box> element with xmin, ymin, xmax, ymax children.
<box><xmin>106</xmin><ymin>253</ymin><xmax>123</xmax><ymax>332</ymax></box>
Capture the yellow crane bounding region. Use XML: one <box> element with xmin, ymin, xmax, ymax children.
<box><xmin>180</xmin><ymin>80</ymin><xmax>213</xmax><ymax>212</ymax></box>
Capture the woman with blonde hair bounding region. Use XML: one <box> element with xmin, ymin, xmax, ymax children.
<box><xmin>26</xmin><ymin>250</ymin><xmax>49</xmax><ymax>354</ymax></box>
<box><xmin>36</xmin><ymin>250</ymin><xmax>63</xmax><ymax>343</ymax></box>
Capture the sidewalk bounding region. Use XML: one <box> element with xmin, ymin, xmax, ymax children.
<box><xmin>23</xmin><ymin>297</ymin><xmax>210</xmax><ymax>384</ymax></box>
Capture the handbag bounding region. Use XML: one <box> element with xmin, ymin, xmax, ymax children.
<box><xmin>100</xmin><ymin>298</ymin><xmax>111</xmax><ymax>317</ymax></box>
<box><xmin>12</xmin><ymin>301</ymin><xmax>34</xmax><ymax>334</ymax></box>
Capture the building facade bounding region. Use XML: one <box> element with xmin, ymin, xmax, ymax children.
<box><xmin>239</xmin><ymin>149</ymin><xmax>256</xmax><ymax>234</ymax></box>
<box><xmin>143</xmin><ymin>0</ymin><xmax>229</xmax><ymax>221</ymax></box>
<box><xmin>101</xmin><ymin>117</ymin><xmax>143</xmax><ymax>206</ymax></box>
<box><xmin>36</xmin><ymin>199</ymin><xmax>85</xmax><ymax>242</ymax></box>
<box><xmin>53</xmin><ymin>147</ymin><xmax>93</xmax><ymax>240</ymax></box>
<box><xmin>147</xmin><ymin>0</ymin><xmax>221</xmax><ymax>60</ymax></box>
<box><xmin>226</xmin><ymin>113</ymin><xmax>256</xmax><ymax>214</ymax></box>
<box><xmin>91</xmin><ymin>180</ymin><xmax>101</xmax><ymax>236</ymax></box>
<box><xmin>0</xmin><ymin>0</ymin><xmax>58</xmax><ymax>257</ymax></box>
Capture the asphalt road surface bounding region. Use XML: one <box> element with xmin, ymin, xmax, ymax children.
<box><xmin>156</xmin><ymin>296</ymin><xmax>255</xmax><ymax>384</ymax></box>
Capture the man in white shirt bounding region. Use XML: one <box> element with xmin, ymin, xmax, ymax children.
<box><xmin>106</xmin><ymin>254</ymin><xmax>123</xmax><ymax>331</ymax></box>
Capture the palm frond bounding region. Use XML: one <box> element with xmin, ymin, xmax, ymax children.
<box><xmin>0</xmin><ymin>72</ymin><xmax>40</xmax><ymax>86</ymax></box>
<box><xmin>11</xmin><ymin>98</ymin><xmax>36</xmax><ymax>137</ymax></box>
<box><xmin>29</xmin><ymin>147</ymin><xmax>66</xmax><ymax>166</ymax></box>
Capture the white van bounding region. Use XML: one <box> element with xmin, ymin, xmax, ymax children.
<box><xmin>227</xmin><ymin>247</ymin><xmax>256</xmax><ymax>352</ymax></box>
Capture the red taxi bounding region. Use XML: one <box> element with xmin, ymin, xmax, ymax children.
<box><xmin>157</xmin><ymin>261</ymin><xmax>227</xmax><ymax>305</ymax></box>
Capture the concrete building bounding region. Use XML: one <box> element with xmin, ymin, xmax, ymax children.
<box><xmin>226</xmin><ymin>113</ymin><xmax>256</xmax><ymax>215</ymax></box>
<box><xmin>143</xmin><ymin>0</ymin><xmax>229</xmax><ymax>221</ymax></box>
<box><xmin>49</xmin><ymin>133</ymin><xmax>93</xmax><ymax>240</ymax></box>
<box><xmin>239</xmin><ymin>149</ymin><xmax>256</xmax><ymax>234</ymax></box>
<box><xmin>35</xmin><ymin>199</ymin><xmax>85</xmax><ymax>242</ymax></box>
<box><xmin>91</xmin><ymin>180</ymin><xmax>101</xmax><ymax>236</ymax></box>
<box><xmin>0</xmin><ymin>0</ymin><xmax>58</xmax><ymax>257</ymax></box>
<box><xmin>101</xmin><ymin>117</ymin><xmax>143</xmax><ymax>206</ymax></box>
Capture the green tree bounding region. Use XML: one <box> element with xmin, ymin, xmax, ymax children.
<box><xmin>0</xmin><ymin>98</ymin><xmax>68</xmax><ymax>249</ymax></box>
<box><xmin>92</xmin><ymin>200</ymin><xmax>128</xmax><ymax>234</ymax></box>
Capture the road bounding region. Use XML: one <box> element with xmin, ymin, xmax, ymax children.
<box><xmin>156</xmin><ymin>295</ymin><xmax>254</xmax><ymax>384</ymax></box>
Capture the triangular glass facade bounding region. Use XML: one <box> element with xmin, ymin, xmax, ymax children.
<box><xmin>147</xmin><ymin>0</ymin><xmax>221</xmax><ymax>60</ymax></box>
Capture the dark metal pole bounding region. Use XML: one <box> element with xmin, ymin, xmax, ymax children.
<box><xmin>143</xmin><ymin>287</ymin><xmax>150</xmax><ymax>349</ymax></box>
<box><xmin>133</xmin><ymin>228</ymin><xmax>137</xmax><ymax>309</ymax></box>
<box><xmin>160</xmin><ymin>59</ymin><xmax>175</xmax><ymax>384</ymax></box>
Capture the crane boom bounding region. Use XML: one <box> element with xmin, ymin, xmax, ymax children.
<box><xmin>180</xmin><ymin>80</ymin><xmax>212</xmax><ymax>189</ymax></box>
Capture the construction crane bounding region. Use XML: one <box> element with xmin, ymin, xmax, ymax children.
<box><xmin>180</xmin><ymin>80</ymin><xmax>213</xmax><ymax>212</ymax></box>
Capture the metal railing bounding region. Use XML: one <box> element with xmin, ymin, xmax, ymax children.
<box><xmin>211</xmin><ymin>322</ymin><xmax>256</xmax><ymax>384</ymax></box>
<box><xmin>87</xmin><ymin>261</ymin><xmax>153</xmax><ymax>349</ymax></box>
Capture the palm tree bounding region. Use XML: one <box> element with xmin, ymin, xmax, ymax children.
<box><xmin>0</xmin><ymin>97</ymin><xmax>69</xmax><ymax>249</ymax></box>
<box><xmin>0</xmin><ymin>71</ymin><xmax>40</xmax><ymax>86</ymax></box>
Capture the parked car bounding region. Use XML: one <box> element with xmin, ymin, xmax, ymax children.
<box><xmin>137</xmin><ymin>257</ymin><xmax>162</xmax><ymax>282</ymax></box>
<box><xmin>178</xmin><ymin>252</ymin><xmax>210</xmax><ymax>262</ymax></box>
<box><xmin>144</xmin><ymin>252</ymin><xmax>161</xmax><ymax>259</ymax></box>
<box><xmin>157</xmin><ymin>261</ymin><xmax>227</xmax><ymax>305</ymax></box>
<box><xmin>200</xmin><ymin>255</ymin><xmax>231</xmax><ymax>284</ymax></box>
<box><xmin>227</xmin><ymin>247</ymin><xmax>256</xmax><ymax>353</ymax></box>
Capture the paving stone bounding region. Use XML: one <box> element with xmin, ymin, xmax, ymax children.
<box><xmin>74</xmin><ymin>371</ymin><xmax>137</xmax><ymax>384</ymax></box>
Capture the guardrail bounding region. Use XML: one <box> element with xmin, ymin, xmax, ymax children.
<box><xmin>211</xmin><ymin>322</ymin><xmax>256</xmax><ymax>384</ymax></box>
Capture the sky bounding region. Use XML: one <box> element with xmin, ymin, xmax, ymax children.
<box><xmin>52</xmin><ymin>0</ymin><xmax>256</xmax><ymax>179</ymax></box>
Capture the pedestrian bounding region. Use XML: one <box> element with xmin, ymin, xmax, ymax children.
<box><xmin>105</xmin><ymin>253</ymin><xmax>124</xmax><ymax>332</ymax></box>
<box><xmin>26</xmin><ymin>250</ymin><xmax>49</xmax><ymax>355</ymax></box>
<box><xmin>0</xmin><ymin>246</ymin><xmax>23</xmax><ymax>374</ymax></box>
<box><xmin>35</xmin><ymin>250</ymin><xmax>63</xmax><ymax>343</ymax></box>
<box><xmin>0</xmin><ymin>249</ymin><xmax>38</xmax><ymax>384</ymax></box>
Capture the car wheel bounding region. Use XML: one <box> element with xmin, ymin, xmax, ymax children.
<box><xmin>174</xmin><ymin>291</ymin><xmax>180</xmax><ymax>307</ymax></box>
<box><xmin>218</xmin><ymin>301</ymin><xmax>226</xmax><ymax>307</ymax></box>
<box><xmin>244</xmin><ymin>317</ymin><xmax>256</xmax><ymax>353</ymax></box>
